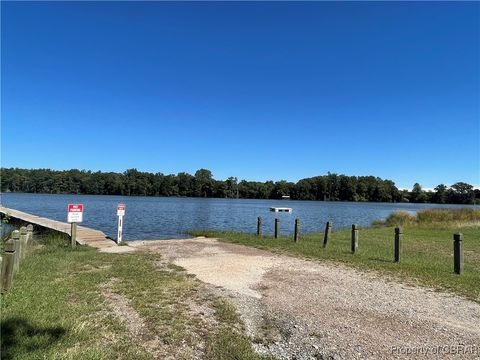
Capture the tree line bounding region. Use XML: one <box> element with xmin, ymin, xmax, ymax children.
<box><xmin>1</xmin><ymin>167</ymin><xmax>478</xmax><ymax>204</ymax></box>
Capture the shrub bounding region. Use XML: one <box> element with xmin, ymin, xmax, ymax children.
<box><xmin>383</xmin><ymin>211</ymin><xmax>417</xmax><ymax>226</ymax></box>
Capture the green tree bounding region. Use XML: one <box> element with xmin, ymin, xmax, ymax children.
<box><xmin>410</xmin><ymin>183</ymin><xmax>428</xmax><ymax>203</ymax></box>
<box><xmin>194</xmin><ymin>169</ymin><xmax>214</xmax><ymax>197</ymax></box>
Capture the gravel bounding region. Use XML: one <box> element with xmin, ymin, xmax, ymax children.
<box><xmin>133</xmin><ymin>238</ymin><xmax>480</xmax><ymax>359</ymax></box>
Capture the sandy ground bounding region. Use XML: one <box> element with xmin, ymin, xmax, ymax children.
<box><xmin>130</xmin><ymin>238</ymin><xmax>480</xmax><ymax>360</ymax></box>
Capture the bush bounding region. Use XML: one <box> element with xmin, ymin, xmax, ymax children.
<box><xmin>383</xmin><ymin>211</ymin><xmax>416</xmax><ymax>226</ymax></box>
<box><xmin>378</xmin><ymin>208</ymin><xmax>480</xmax><ymax>227</ymax></box>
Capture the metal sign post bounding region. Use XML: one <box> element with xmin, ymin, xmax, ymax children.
<box><xmin>67</xmin><ymin>204</ymin><xmax>84</xmax><ymax>247</ymax></box>
<box><xmin>117</xmin><ymin>204</ymin><xmax>126</xmax><ymax>243</ymax></box>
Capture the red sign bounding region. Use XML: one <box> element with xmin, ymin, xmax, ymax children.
<box><xmin>68</xmin><ymin>204</ymin><xmax>84</xmax><ymax>213</ymax></box>
<box><xmin>117</xmin><ymin>203</ymin><xmax>126</xmax><ymax>217</ymax></box>
<box><xmin>67</xmin><ymin>204</ymin><xmax>84</xmax><ymax>223</ymax></box>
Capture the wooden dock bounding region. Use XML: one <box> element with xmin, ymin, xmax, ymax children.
<box><xmin>270</xmin><ymin>207</ymin><xmax>292</xmax><ymax>213</ymax></box>
<box><xmin>0</xmin><ymin>206</ymin><xmax>117</xmax><ymax>250</ymax></box>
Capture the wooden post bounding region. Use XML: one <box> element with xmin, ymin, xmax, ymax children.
<box><xmin>26</xmin><ymin>224</ymin><xmax>34</xmax><ymax>244</ymax></box>
<box><xmin>323</xmin><ymin>221</ymin><xmax>332</xmax><ymax>248</ymax></box>
<box><xmin>71</xmin><ymin>222</ymin><xmax>77</xmax><ymax>248</ymax></box>
<box><xmin>351</xmin><ymin>224</ymin><xmax>358</xmax><ymax>254</ymax></box>
<box><xmin>453</xmin><ymin>233</ymin><xmax>463</xmax><ymax>275</ymax></box>
<box><xmin>257</xmin><ymin>217</ymin><xmax>262</xmax><ymax>236</ymax></box>
<box><xmin>274</xmin><ymin>218</ymin><xmax>280</xmax><ymax>239</ymax></box>
<box><xmin>394</xmin><ymin>227</ymin><xmax>402</xmax><ymax>263</ymax></box>
<box><xmin>294</xmin><ymin>218</ymin><xmax>300</xmax><ymax>242</ymax></box>
<box><xmin>2</xmin><ymin>236</ymin><xmax>16</xmax><ymax>291</ymax></box>
<box><xmin>12</xmin><ymin>230</ymin><xmax>20</xmax><ymax>275</ymax></box>
<box><xmin>19</xmin><ymin>226</ymin><xmax>28</xmax><ymax>261</ymax></box>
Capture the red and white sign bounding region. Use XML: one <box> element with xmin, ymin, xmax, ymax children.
<box><xmin>117</xmin><ymin>203</ymin><xmax>126</xmax><ymax>243</ymax></box>
<box><xmin>67</xmin><ymin>204</ymin><xmax>84</xmax><ymax>223</ymax></box>
<box><xmin>117</xmin><ymin>203</ymin><xmax>126</xmax><ymax>217</ymax></box>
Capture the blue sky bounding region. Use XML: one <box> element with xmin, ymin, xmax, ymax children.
<box><xmin>2</xmin><ymin>1</ymin><xmax>479</xmax><ymax>189</ymax></box>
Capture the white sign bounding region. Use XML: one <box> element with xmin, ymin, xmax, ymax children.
<box><xmin>117</xmin><ymin>203</ymin><xmax>125</xmax><ymax>243</ymax></box>
<box><xmin>117</xmin><ymin>203</ymin><xmax>126</xmax><ymax>217</ymax></box>
<box><xmin>67</xmin><ymin>204</ymin><xmax>84</xmax><ymax>223</ymax></box>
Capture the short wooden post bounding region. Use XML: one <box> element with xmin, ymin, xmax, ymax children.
<box><xmin>26</xmin><ymin>224</ymin><xmax>34</xmax><ymax>243</ymax></box>
<box><xmin>323</xmin><ymin>221</ymin><xmax>332</xmax><ymax>248</ymax></box>
<box><xmin>351</xmin><ymin>224</ymin><xmax>358</xmax><ymax>254</ymax></box>
<box><xmin>453</xmin><ymin>233</ymin><xmax>463</xmax><ymax>275</ymax></box>
<box><xmin>12</xmin><ymin>230</ymin><xmax>20</xmax><ymax>275</ymax></box>
<box><xmin>71</xmin><ymin>222</ymin><xmax>77</xmax><ymax>247</ymax></box>
<box><xmin>2</xmin><ymin>236</ymin><xmax>16</xmax><ymax>291</ymax></box>
<box><xmin>294</xmin><ymin>218</ymin><xmax>300</xmax><ymax>242</ymax></box>
<box><xmin>274</xmin><ymin>218</ymin><xmax>280</xmax><ymax>239</ymax></box>
<box><xmin>257</xmin><ymin>217</ymin><xmax>262</xmax><ymax>236</ymax></box>
<box><xmin>394</xmin><ymin>227</ymin><xmax>402</xmax><ymax>263</ymax></box>
<box><xmin>19</xmin><ymin>226</ymin><xmax>28</xmax><ymax>260</ymax></box>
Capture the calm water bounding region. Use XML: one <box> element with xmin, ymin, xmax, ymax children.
<box><xmin>0</xmin><ymin>193</ymin><xmax>475</xmax><ymax>240</ymax></box>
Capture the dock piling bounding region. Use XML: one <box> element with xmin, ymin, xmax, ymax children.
<box><xmin>12</xmin><ymin>230</ymin><xmax>20</xmax><ymax>275</ymax></box>
<box><xmin>71</xmin><ymin>223</ymin><xmax>77</xmax><ymax>248</ymax></box>
<box><xmin>26</xmin><ymin>224</ymin><xmax>34</xmax><ymax>244</ymax></box>
<box><xmin>257</xmin><ymin>217</ymin><xmax>262</xmax><ymax>237</ymax></box>
<box><xmin>274</xmin><ymin>218</ymin><xmax>280</xmax><ymax>239</ymax></box>
<box><xmin>20</xmin><ymin>226</ymin><xmax>28</xmax><ymax>260</ymax></box>
<box><xmin>2</xmin><ymin>235</ymin><xmax>16</xmax><ymax>291</ymax></box>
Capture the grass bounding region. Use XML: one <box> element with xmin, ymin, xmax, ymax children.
<box><xmin>1</xmin><ymin>232</ymin><xmax>269</xmax><ymax>359</ymax></box>
<box><xmin>190</xmin><ymin>220</ymin><xmax>480</xmax><ymax>302</ymax></box>
<box><xmin>374</xmin><ymin>208</ymin><xmax>480</xmax><ymax>227</ymax></box>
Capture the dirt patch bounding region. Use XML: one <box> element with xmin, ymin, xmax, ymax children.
<box><xmin>101</xmin><ymin>279</ymin><xmax>166</xmax><ymax>358</ymax></box>
<box><xmin>135</xmin><ymin>238</ymin><xmax>480</xmax><ymax>360</ymax></box>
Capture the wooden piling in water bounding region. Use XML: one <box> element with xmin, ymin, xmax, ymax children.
<box><xmin>274</xmin><ymin>218</ymin><xmax>280</xmax><ymax>239</ymax></box>
<box><xmin>394</xmin><ymin>227</ymin><xmax>402</xmax><ymax>263</ymax></box>
<box><xmin>323</xmin><ymin>221</ymin><xmax>332</xmax><ymax>248</ymax></box>
<box><xmin>453</xmin><ymin>233</ymin><xmax>463</xmax><ymax>275</ymax></box>
<box><xmin>351</xmin><ymin>224</ymin><xmax>358</xmax><ymax>254</ymax></box>
<box><xmin>294</xmin><ymin>218</ymin><xmax>300</xmax><ymax>242</ymax></box>
<box><xmin>257</xmin><ymin>217</ymin><xmax>262</xmax><ymax>236</ymax></box>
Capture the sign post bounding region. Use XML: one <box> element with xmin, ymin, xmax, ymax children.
<box><xmin>117</xmin><ymin>204</ymin><xmax>126</xmax><ymax>243</ymax></box>
<box><xmin>67</xmin><ymin>204</ymin><xmax>84</xmax><ymax>247</ymax></box>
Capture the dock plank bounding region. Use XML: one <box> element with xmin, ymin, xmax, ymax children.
<box><xmin>0</xmin><ymin>206</ymin><xmax>117</xmax><ymax>249</ymax></box>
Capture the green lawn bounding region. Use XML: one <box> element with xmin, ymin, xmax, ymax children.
<box><xmin>190</xmin><ymin>224</ymin><xmax>480</xmax><ymax>302</ymax></box>
<box><xmin>1</xmin><ymin>234</ymin><xmax>270</xmax><ymax>360</ymax></box>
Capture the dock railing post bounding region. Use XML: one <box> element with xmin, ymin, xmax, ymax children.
<box><xmin>323</xmin><ymin>221</ymin><xmax>332</xmax><ymax>248</ymax></box>
<box><xmin>2</xmin><ymin>235</ymin><xmax>16</xmax><ymax>291</ymax></box>
<box><xmin>19</xmin><ymin>226</ymin><xmax>28</xmax><ymax>261</ymax></box>
<box><xmin>257</xmin><ymin>217</ymin><xmax>262</xmax><ymax>237</ymax></box>
<box><xmin>453</xmin><ymin>233</ymin><xmax>463</xmax><ymax>275</ymax></box>
<box><xmin>294</xmin><ymin>218</ymin><xmax>300</xmax><ymax>242</ymax></box>
<box><xmin>12</xmin><ymin>230</ymin><xmax>20</xmax><ymax>275</ymax></box>
<box><xmin>274</xmin><ymin>218</ymin><xmax>280</xmax><ymax>239</ymax></box>
<box><xmin>351</xmin><ymin>224</ymin><xmax>358</xmax><ymax>254</ymax></box>
<box><xmin>26</xmin><ymin>224</ymin><xmax>34</xmax><ymax>244</ymax></box>
<box><xmin>394</xmin><ymin>227</ymin><xmax>402</xmax><ymax>263</ymax></box>
<box><xmin>71</xmin><ymin>223</ymin><xmax>77</xmax><ymax>248</ymax></box>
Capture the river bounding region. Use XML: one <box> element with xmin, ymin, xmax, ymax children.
<box><xmin>0</xmin><ymin>193</ymin><xmax>474</xmax><ymax>240</ymax></box>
